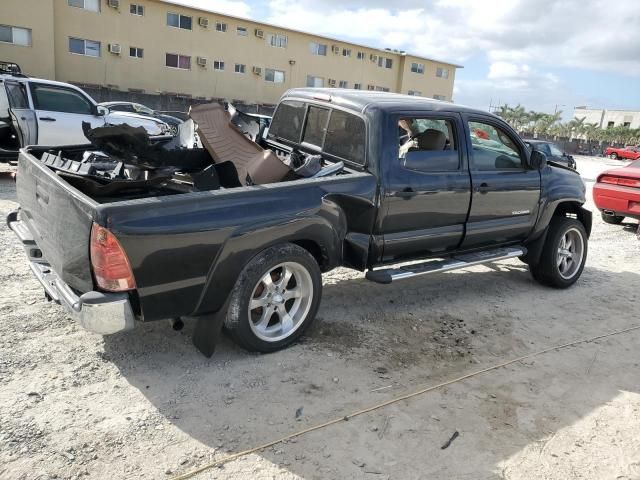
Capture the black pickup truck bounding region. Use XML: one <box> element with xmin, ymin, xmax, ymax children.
<box><xmin>7</xmin><ymin>89</ymin><xmax>591</xmax><ymax>354</ymax></box>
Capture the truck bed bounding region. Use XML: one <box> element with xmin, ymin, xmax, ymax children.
<box><xmin>15</xmin><ymin>145</ymin><xmax>378</xmax><ymax>321</ymax></box>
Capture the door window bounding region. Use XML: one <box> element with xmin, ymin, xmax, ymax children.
<box><xmin>31</xmin><ymin>84</ymin><xmax>93</xmax><ymax>115</ymax></box>
<box><xmin>549</xmin><ymin>143</ymin><xmax>564</xmax><ymax>156</ymax></box>
<box><xmin>324</xmin><ymin>109</ymin><xmax>366</xmax><ymax>165</ymax></box>
<box><xmin>5</xmin><ymin>82</ymin><xmax>29</xmax><ymax>109</ymax></box>
<box><xmin>468</xmin><ymin>121</ymin><xmax>523</xmax><ymax>170</ymax></box>
<box><xmin>399</xmin><ymin>117</ymin><xmax>459</xmax><ymax>171</ymax></box>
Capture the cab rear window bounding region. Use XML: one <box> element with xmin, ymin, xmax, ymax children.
<box><xmin>269</xmin><ymin>100</ymin><xmax>366</xmax><ymax>165</ymax></box>
<box><xmin>269</xmin><ymin>100</ymin><xmax>305</xmax><ymax>143</ymax></box>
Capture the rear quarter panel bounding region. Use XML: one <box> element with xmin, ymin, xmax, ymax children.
<box><xmin>97</xmin><ymin>172</ymin><xmax>377</xmax><ymax>321</ymax></box>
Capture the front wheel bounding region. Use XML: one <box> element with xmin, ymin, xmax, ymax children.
<box><xmin>529</xmin><ymin>217</ymin><xmax>588</xmax><ymax>288</ymax></box>
<box><xmin>225</xmin><ymin>244</ymin><xmax>322</xmax><ymax>352</ymax></box>
<box><xmin>609</xmin><ymin>153</ymin><xmax>618</xmax><ymax>160</ymax></box>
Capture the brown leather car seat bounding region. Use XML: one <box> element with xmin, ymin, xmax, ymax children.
<box><xmin>190</xmin><ymin>103</ymin><xmax>290</xmax><ymax>185</ymax></box>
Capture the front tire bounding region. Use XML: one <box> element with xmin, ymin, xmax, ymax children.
<box><xmin>225</xmin><ymin>244</ymin><xmax>322</xmax><ymax>352</ymax></box>
<box><xmin>609</xmin><ymin>153</ymin><xmax>618</xmax><ymax>160</ymax></box>
<box><xmin>529</xmin><ymin>217</ymin><xmax>588</xmax><ymax>288</ymax></box>
<box><xmin>601</xmin><ymin>212</ymin><xmax>624</xmax><ymax>224</ymax></box>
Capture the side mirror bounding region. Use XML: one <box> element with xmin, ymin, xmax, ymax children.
<box><xmin>95</xmin><ymin>105</ymin><xmax>108</xmax><ymax>117</ymax></box>
<box><xmin>529</xmin><ymin>150</ymin><xmax>547</xmax><ymax>169</ymax></box>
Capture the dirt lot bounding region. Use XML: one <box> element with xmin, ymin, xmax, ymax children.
<box><xmin>1</xmin><ymin>156</ymin><xmax>639</xmax><ymax>480</ymax></box>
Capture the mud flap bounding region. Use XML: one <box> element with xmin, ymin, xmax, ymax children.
<box><xmin>192</xmin><ymin>307</ymin><xmax>227</xmax><ymax>358</ymax></box>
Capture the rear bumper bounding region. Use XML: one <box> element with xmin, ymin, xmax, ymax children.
<box><xmin>593</xmin><ymin>183</ymin><xmax>640</xmax><ymax>219</ymax></box>
<box><xmin>7</xmin><ymin>210</ymin><xmax>136</xmax><ymax>335</ymax></box>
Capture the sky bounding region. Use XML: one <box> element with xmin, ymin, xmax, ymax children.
<box><xmin>167</xmin><ymin>0</ymin><xmax>640</xmax><ymax>119</ymax></box>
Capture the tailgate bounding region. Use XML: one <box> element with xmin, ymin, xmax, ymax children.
<box><xmin>16</xmin><ymin>147</ymin><xmax>98</xmax><ymax>293</ymax></box>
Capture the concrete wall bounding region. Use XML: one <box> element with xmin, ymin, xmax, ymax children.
<box><xmin>0</xmin><ymin>0</ymin><xmax>56</xmax><ymax>78</ymax></box>
<box><xmin>574</xmin><ymin>108</ymin><xmax>640</xmax><ymax>129</ymax></box>
<box><xmin>2</xmin><ymin>0</ymin><xmax>459</xmax><ymax>107</ymax></box>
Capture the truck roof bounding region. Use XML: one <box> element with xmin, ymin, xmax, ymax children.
<box><xmin>282</xmin><ymin>88</ymin><xmax>494</xmax><ymax>118</ymax></box>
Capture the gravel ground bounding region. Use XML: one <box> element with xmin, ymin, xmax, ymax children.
<box><xmin>0</xmin><ymin>156</ymin><xmax>639</xmax><ymax>480</ymax></box>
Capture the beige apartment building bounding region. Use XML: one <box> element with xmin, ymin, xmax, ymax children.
<box><xmin>0</xmin><ymin>0</ymin><xmax>460</xmax><ymax>106</ymax></box>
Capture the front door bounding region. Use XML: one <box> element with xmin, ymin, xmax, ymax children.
<box><xmin>379</xmin><ymin>112</ymin><xmax>472</xmax><ymax>262</ymax></box>
<box><xmin>461</xmin><ymin>115</ymin><xmax>541</xmax><ymax>249</ymax></box>
<box><xmin>29</xmin><ymin>82</ymin><xmax>104</xmax><ymax>145</ymax></box>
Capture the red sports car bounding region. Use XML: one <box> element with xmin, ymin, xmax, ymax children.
<box><xmin>593</xmin><ymin>159</ymin><xmax>640</xmax><ymax>224</ymax></box>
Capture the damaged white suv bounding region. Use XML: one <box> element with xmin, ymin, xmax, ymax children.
<box><xmin>0</xmin><ymin>62</ymin><xmax>177</xmax><ymax>161</ymax></box>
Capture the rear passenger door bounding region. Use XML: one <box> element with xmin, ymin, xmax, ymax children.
<box><xmin>461</xmin><ymin>115</ymin><xmax>541</xmax><ymax>249</ymax></box>
<box><xmin>380</xmin><ymin>113</ymin><xmax>471</xmax><ymax>261</ymax></box>
<box><xmin>4</xmin><ymin>80</ymin><xmax>37</xmax><ymax>146</ymax></box>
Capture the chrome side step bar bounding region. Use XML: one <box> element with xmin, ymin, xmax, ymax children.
<box><xmin>365</xmin><ymin>247</ymin><xmax>526</xmax><ymax>284</ymax></box>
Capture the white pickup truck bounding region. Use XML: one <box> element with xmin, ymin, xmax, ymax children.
<box><xmin>0</xmin><ymin>63</ymin><xmax>177</xmax><ymax>161</ymax></box>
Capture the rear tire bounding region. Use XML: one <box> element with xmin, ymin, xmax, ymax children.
<box><xmin>529</xmin><ymin>217</ymin><xmax>588</xmax><ymax>289</ymax></box>
<box><xmin>225</xmin><ymin>243</ymin><xmax>322</xmax><ymax>353</ymax></box>
<box><xmin>609</xmin><ymin>153</ymin><xmax>618</xmax><ymax>159</ymax></box>
<box><xmin>601</xmin><ymin>212</ymin><xmax>624</xmax><ymax>224</ymax></box>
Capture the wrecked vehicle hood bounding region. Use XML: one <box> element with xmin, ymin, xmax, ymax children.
<box><xmin>104</xmin><ymin>111</ymin><xmax>172</xmax><ymax>137</ymax></box>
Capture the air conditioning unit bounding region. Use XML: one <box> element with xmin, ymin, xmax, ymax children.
<box><xmin>197</xmin><ymin>56</ymin><xmax>207</xmax><ymax>67</ymax></box>
<box><xmin>370</xmin><ymin>54</ymin><xmax>378</xmax><ymax>62</ymax></box>
<box><xmin>107</xmin><ymin>0</ymin><xmax>120</xmax><ymax>8</ymax></box>
<box><xmin>328</xmin><ymin>78</ymin><xmax>336</xmax><ymax>87</ymax></box>
<box><xmin>198</xmin><ymin>17</ymin><xmax>209</xmax><ymax>28</ymax></box>
<box><xmin>252</xmin><ymin>66</ymin><xmax>262</xmax><ymax>75</ymax></box>
<box><xmin>255</xmin><ymin>29</ymin><xmax>264</xmax><ymax>38</ymax></box>
<box><xmin>108</xmin><ymin>43</ymin><xmax>121</xmax><ymax>55</ymax></box>
<box><xmin>331</xmin><ymin>45</ymin><xmax>340</xmax><ymax>54</ymax></box>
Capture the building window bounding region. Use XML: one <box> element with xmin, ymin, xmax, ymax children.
<box><xmin>306</xmin><ymin>75</ymin><xmax>324</xmax><ymax>87</ymax></box>
<box><xmin>68</xmin><ymin>0</ymin><xmax>100</xmax><ymax>12</ymax></box>
<box><xmin>367</xmin><ymin>84</ymin><xmax>375</xmax><ymax>91</ymax></box>
<box><xmin>129</xmin><ymin>46</ymin><xmax>144</xmax><ymax>58</ymax></box>
<box><xmin>436</xmin><ymin>67</ymin><xmax>449</xmax><ymax>78</ymax></box>
<box><xmin>411</xmin><ymin>62</ymin><xmax>424</xmax><ymax>74</ymax></box>
<box><xmin>236</xmin><ymin>26</ymin><xmax>248</xmax><ymax>36</ymax></box>
<box><xmin>130</xmin><ymin>4</ymin><xmax>144</xmax><ymax>15</ymax></box>
<box><xmin>213</xmin><ymin>60</ymin><xmax>225</xmax><ymax>71</ymax></box>
<box><xmin>356</xmin><ymin>51</ymin><xmax>365</xmax><ymax>60</ymax></box>
<box><xmin>234</xmin><ymin>63</ymin><xmax>246</xmax><ymax>74</ymax></box>
<box><xmin>339</xmin><ymin>80</ymin><xmax>348</xmax><ymax>88</ymax></box>
<box><xmin>267</xmin><ymin>33</ymin><xmax>288</xmax><ymax>48</ymax></box>
<box><xmin>0</xmin><ymin>25</ymin><xmax>32</xmax><ymax>47</ymax></box>
<box><xmin>265</xmin><ymin>68</ymin><xmax>285</xmax><ymax>83</ymax></box>
<box><xmin>69</xmin><ymin>37</ymin><xmax>100</xmax><ymax>57</ymax></box>
<box><xmin>309</xmin><ymin>42</ymin><xmax>327</xmax><ymax>56</ymax></box>
<box><xmin>433</xmin><ymin>94</ymin><xmax>446</xmax><ymax>100</ymax></box>
<box><xmin>167</xmin><ymin>13</ymin><xmax>192</xmax><ymax>30</ymax></box>
<box><xmin>607</xmin><ymin>121</ymin><xmax>615</xmax><ymax>127</ymax></box>
<box><xmin>623</xmin><ymin>122</ymin><xmax>631</xmax><ymax>127</ymax></box>
<box><xmin>408</xmin><ymin>90</ymin><xmax>422</xmax><ymax>96</ymax></box>
<box><xmin>216</xmin><ymin>22</ymin><xmax>227</xmax><ymax>32</ymax></box>
<box><xmin>377</xmin><ymin>57</ymin><xmax>392</xmax><ymax>69</ymax></box>
<box><xmin>354</xmin><ymin>83</ymin><xmax>362</xmax><ymax>90</ymax></box>
<box><xmin>166</xmin><ymin>53</ymin><xmax>191</xmax><ymax>69</ymax></box>
<box><xmin>342</xmin><ymin>48</ymin><xmax>351</xmax><ymax>57</ymax></box>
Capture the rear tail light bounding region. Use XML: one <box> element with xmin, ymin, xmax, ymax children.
<box><xmin>598</xmin><ymin>175</ymin><xmax>640</xmax><ymax>188</ymax></box>
<box><xmin>90</xmin><ymin>223</ymin><xmax>136</xmax><ymax>292</ymax></box>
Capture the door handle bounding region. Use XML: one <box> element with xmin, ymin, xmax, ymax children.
<box><xmin>39</xmin><ymin>117</ymin><xmax>56</xmax><ymax>122</ymax></box>
<box><xmin>477</xmin><ymin>182</ymin><xmax>490</xmax><ymax>194</ymax></box>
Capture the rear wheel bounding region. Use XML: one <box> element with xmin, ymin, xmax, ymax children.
<box><xmin>601</xmin><ymin>212</ymin><xmax>624</xmax><ymax>224</ymax></box>
<box><xmin>225</xmin><ymin>244</ymin><xmax>322</xmax><ymax>352</ymax></box>
<box><xmin>609</xmin><ymin>153</ymin><xmax>618</xmax><ymax>159</ymax></box>
<box><xmin>529</xmin><ymin>217</ymin><xmax>588</xmax><ymax>288</ymax></box>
